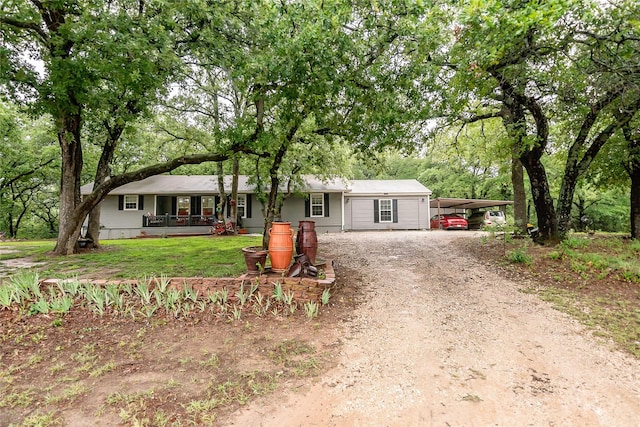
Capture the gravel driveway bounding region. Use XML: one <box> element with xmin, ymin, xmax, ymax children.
<box><xmin>231</xmin><ymin>231</ymin><xmax>640</xmax><ymax>426</ymax></box>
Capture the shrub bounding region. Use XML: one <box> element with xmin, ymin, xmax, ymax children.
<box><xmin>507</xmin><ymin>248</ymin><xmax>532</xmax><ymax>265</ymax></box>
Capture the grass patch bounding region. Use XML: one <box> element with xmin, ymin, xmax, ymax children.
<box><xmin>479</xmin><ymin>233</ymin><xmax>640</xmax><ymax>357</ymax></box>
<box><xmin>45</xmin><ymin>383</ymin><xmax>88</xmax><ymax>405</ymax></box>
<box><xmin>1</xmin><ymin>235</ymin><xmax>262</xmax><ymax>280</ymax></box>
<box><xmin>506</xmin><ymin>247</ymin><xmax>533</xmax><ymax>265</ymax></box>
<box><xmin>535</xmin><ymin>286</ymin><xmax>640</xmax><ymax>357</ymax></box>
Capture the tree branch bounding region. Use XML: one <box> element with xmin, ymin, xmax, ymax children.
<box><xmin>0</xmin><ymin>15</ymin><xmax>48</xmax><ymax>43</ymax></box>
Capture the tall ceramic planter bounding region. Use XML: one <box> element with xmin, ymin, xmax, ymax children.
<box><xmin>296</xmin><ymin>220</ymin><xmax>318</xmax><ymax>264</ymax></box>
<box><xmin>268</xmin><ymin>222</ymin><xmax>294</xmax><ymax>273</ymax></box>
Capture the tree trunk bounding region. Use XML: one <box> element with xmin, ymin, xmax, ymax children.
<box><xmin>216</xmin><ymin>162</ymin><xmax>227</xmax><ymax>221</ymax></box>
<box><xmin>626</xmin><ymin>125</ymin><xmax>640</xmax><ymax>239</ymax></box>
<box><xmin>499</xmin><ymin>96</ymin><xmax>528</xmax><ymax>234</ymax></box>
<box><xmin>54</xmin><ymin>113</ymin><xmax>84</xmax><ymax>255</ymax></box>
<box><xmin>631</xmin><ymin>165</ymin><xmax>640</xmax><ymax>239</ymax></box>
<box><xmin>86</xmin><ymin>121</ymin><xmax>125</xmax><ymax>247</ymax></box>
<box><xmin>230</xmin><ymin>154</ymin><xmax>239</xmax><ymax>232</ymax></box>
<box><xmin>511</xmin><ymin>155</ymin><xmax>527</xmax><ymax>234</ymax></box>
<box><xmin>260</xmin><ymin>122</ymin><xmax>300</xmax><ymax>249</ymax></box>
<box><xmin>262</xmin><ymin>175</ymin><xmax>280</xmax><ymax>249</ymax></box>
<box><xmin>520</xmin><ymin>152</ymin><xmax>559</xmax><ymax>244</ymax></box>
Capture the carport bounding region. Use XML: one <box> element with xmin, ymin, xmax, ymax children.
<box><xmin>429</xmin><ymin>197</ymin><xmax>513</xmax><ymax>217</ymax></box>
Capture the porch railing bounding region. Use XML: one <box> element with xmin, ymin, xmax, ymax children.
<box><xmin>142</xmin><ymin>214</ymin><xmax>217</xmax><ymax>227</ymax></box>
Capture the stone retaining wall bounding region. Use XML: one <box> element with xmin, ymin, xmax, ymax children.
<box><xmin>41</xmin><ymin>260</ymin><xmax>335</xmax><ymax>304</ymax></box>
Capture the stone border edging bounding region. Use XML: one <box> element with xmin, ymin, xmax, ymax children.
<box><xmin>40</xmin><ymin>260</ymin><xmax>336</xmax><ymax>304</ymax></box>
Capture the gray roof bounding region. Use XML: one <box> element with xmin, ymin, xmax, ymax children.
<box><xmin>80</xmin><ymin>175</ymin><xmax>350</xmax><ymax>195</ymax></box>
<box><xmin>348</xmin><ymin>179</ymin><xmax>432</xmax><ymax>196</ymax></box>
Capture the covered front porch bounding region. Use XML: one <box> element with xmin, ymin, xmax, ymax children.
<box><xmin>142</xmin><ymin>214</ymin><xmax>220</xmax><ymax>228</ymax></box>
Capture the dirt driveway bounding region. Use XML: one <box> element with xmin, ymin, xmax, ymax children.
<box><xmin>231</xmin><ymin>230</ymin><xmax>640</xmax><ymax>426</ymax></box>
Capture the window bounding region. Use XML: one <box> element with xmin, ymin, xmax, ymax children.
<box><xmin>236</xmin><ymin>194</ymin><xmax>247</xmax><ymax>218</ymax></box>
<box><xmin>177</xmin><ymin>196</ymin><xmax>190</xmax><ymax>216</ymax></box>
<box><xmin>123</xmin><ymin>195</ymin><xmax>138</xmax><ymax>211</ymax></box>
<box><xmin>202</xmin><ymin>196</ymin><xmax>215</xmax><ymax>216</ymax></box>
<box><xmin>378</xmin><ymin>199</ymin><xmax>392</xmax><ymax>222</ymax></box>
<box><xmin>310</xmin><ymin>193</ymin><xmax>324</xmax><ymax>217</ymax></box>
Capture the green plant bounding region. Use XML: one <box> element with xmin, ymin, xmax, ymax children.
<box><xmin>183</xmin><ymin>283</ymin><xmax>199</xmax><ymax>302</ymax></box>
<box><xmin>10</xmin><ymin>270</ymin><xmax>41</xmax><ymax>306</ymax></box>
<box><xmin>281</xmin><ymin>290</ymin><xmax>296</xmax><ymax>314</ymax></box>
<box><xmin>235</xmin><ymin>283</ymin><xmax>249</xmax><ymax>307</ymax></box>
<box><xmin>208</xmin><ymin>291</ymin><xmax>220</xmax><ymax>305</ymax></box>
<box><xmin>200</xmin><ymin>353</ymin><xmax>220</xmax><ymax>368</ymax></box>
<box><xmin>304</xmin><ymin>301</ymin><xmax>319</xmax><ymax>319</ymax></box>
<box><xmin>163</xmin><ymin>288</ymin><xmax>180</xmax><ymax>311</ymax></box>
<box><xmin>49</xmin><ymin>294</ymin><xmax>74</xmax><ymax>314</ymax></box>
<box><xmin>156</xmin><ymin>274</ymin><xmax>171</xmax><ymax>293</ymax></box>
<box><xmin>138</xmin><ymin>304</ymin><xmax>158</xmax><ymax>319</ymax></box>
<box><xmin>506</xmin><ymin>248</ymin><xmax>532</xmax><ymax>265</ymax></box>
<box><xmin>272</xmin><ymin>282</ymin><xmax>283</xmax><ymax>303</ymax></box>
<box><xmin>0</xmin><ymin>284</ymin><xmax>15</xmax><ymax>309</ymax></box>
<box><xmin>548</xmin><ymin>251</ymin><xmax>562</xmax><ymax>260</ymax></box>
<box><xmin>60</xmin><ymin>279</ymin><xmax>82</xmax><ymax>297</ymax></box>
<box><xmin>0</xmin><ymin>388</ymin><xmax>36</xmax><ymax>408</ymax></box>
<box><xmin>135</xmin><ymin>280</ymin><xmax>152</xmax><ymax>305</ymax></box>
<box><xmin>562</xmin><ymin>236</ymin><xmax>589</xmax><ymax>250</ymax></box>
<box><xmin>45</xmin><ymin>383</ymin><xmax>88</xmax><ymax>404</ymax></box>
<box><xmin>219</xmin><ymin>288</ymin><xmax>229</xmax><ymax>304</ymax></box>
<box><xmin>18</xmin><ymin>411</ymin><xmax>62</xmax><ymax>427</ymax></box>
<box><xmin>84</xmin><ymin>286</ymin><xmax>106</xmax><ymax>315</ymax></box>
<box><xmin>321</xmin><ymin>288</ymin><xmax>331</xmax><ymax>305</ymax></box>
<box><xmin>29</xmin><ymin>297</ymin><xmax>50</xmax><ymax>315</ymax></box>
<box><xmin>90</xmin><ymin>362</ymin><xmax>116</xmax><ymax>378</ymax></box>
<box><xmin>103</xmin><ymin>283</ymin><xmax>121</xmax><ymax>310</ymax></box>
<box><xmin>231</xmin><ymin>305</ymin><xmax>242</xmax><ymax>320</ymax></box>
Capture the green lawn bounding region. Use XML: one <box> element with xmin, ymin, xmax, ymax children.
<box><xmin>0</xmin><ymin>236</ymin><xmax>263</xmax><ymax>279</ymax></box>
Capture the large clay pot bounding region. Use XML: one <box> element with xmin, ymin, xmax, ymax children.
<box><xmin>242</xmin><ymin>246</ymin><xmax>268</xmax><ymax>275</ymax></box>
<box><xmin>268</xmin><ymin>222</ymin><xmax>294</xmax><ymax>273</ymax></box>
<box><xmin>296</xmin><ymin>220</ymin><xmax>318</xmax><ymax>264</ymax></box>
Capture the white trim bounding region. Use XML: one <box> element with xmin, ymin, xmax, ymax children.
<box><xmin>378</xmin><ymin>198</ymin><xmax>393</xmax><ymax>223</ymax></box>
<box><xmin>177</xmin><ymin>195</ymin><xmax>190</xmax><ymax>216</ymax></box>
<box><xmin>202</xmin><ymin>195</ymin><xmax>215</xmax><ymax>216</ymax></box>
<box><xmin>123</xmin><ymin>194</ymin><xmax>138</xmax><ymax>211</ymax></box>
<box><xmin>310</xmin><ymin>193</ymin><xmax>324</xmax><ymax>217</ymax></box>
<box><xmin>236</xmin><ymin>194</ymin><xmax>247</xmax><ymax>219</ymax></box>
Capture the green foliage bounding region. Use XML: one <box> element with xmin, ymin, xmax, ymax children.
<box><xmin>0</xmin><ymin>103</ymin><xmax>59</xmax><ymax>239</ymax></box>
<box><xmin>321</xmin><ymin>288</ymin><xmax>331</xmax><ymax>305</ymax></box>
<box><xmin>506</xmin><ymin>247</ymin><xmax>533</xmax><ymax>265</ymax></box>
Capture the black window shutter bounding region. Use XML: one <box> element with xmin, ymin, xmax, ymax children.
<box><xmin>393</xmin><ymin>199</ymin><xmax>398</xmax><ymax>223</ymax></box>
<box><xmin>118</xmin><ymin>195</ymin><xmax>124</xmax><ymax>210</ymax></box>
<box><xmin>138</xmin><ymin>195</ymin><xmax>144</xmax><ymax>211</ymax></box>
<box><xmin>214</xmin><ymin>196</ymin><xmax>220</xmax><ymax>212</ymax></box>
<box><xmin>171</xmin><ymin>197</ymin><xmax>177</xmax><ymax>215</ymax></box>
<box><xmin>246</xmin><ymin>195</ymin><xmax>252</xmax><ymax>218</ymax></box>
<box><xmin>304</xmin><ymin>195</ymin><xmax>310</xmax><ymax>217</ymax></box>
<box><xmin>374</xmin><ymin>199</ymin><xmax>379</xmax><ymax>223</ymax></box>
<box><xmin>324</xmin><ymin>193</ymin><xmax>330</xmax><ymax>217</ymax></box>
<box><xmin>226</xmin><ymin>195</ymin><xmax>231</xmax><ymax>217</ymax></box>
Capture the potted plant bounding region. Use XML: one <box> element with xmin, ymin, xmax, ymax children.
<box><xmin>241</xmin><ymin>246</ymin><xmax>268</xmax><ymax>275</ymax></box>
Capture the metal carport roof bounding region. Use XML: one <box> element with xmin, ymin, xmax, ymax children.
<box><xmin>430</xmin><ymin>197</ymin><xmax>513</xmax><ymax>211</ymax></box>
